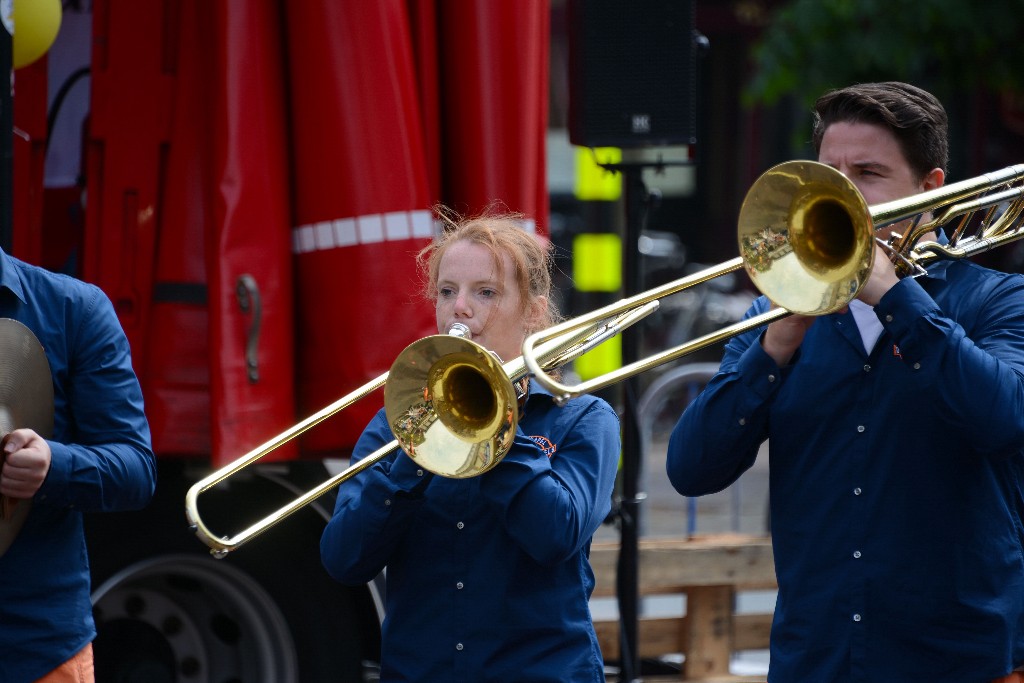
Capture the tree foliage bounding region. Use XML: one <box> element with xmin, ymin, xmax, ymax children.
<box><xmin>745</xmin><ymin>0</ymin><xmax>1024</xmax><ymax>107</ymax></box>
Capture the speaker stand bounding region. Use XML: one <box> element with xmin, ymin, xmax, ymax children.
<box><xmin>599</xmin><ymin>156</ymin><xmax>693</xmax><ymax>683</ymax></box>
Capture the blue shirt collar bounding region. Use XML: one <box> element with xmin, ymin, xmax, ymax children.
<box><xmin>0</xmin><ymin>249</ymin><xmax>28</xmax><ymax>304</ymax></box>
<box><xmin>913</xmin><ymin>228</ymin><xmax>953</xmax><ymax>282</ymax></box>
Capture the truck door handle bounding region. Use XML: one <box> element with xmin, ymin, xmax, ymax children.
<box><xmin>235</xmin><ymin>274</ymin><xmax>261</xmax><ymax>383</ymax></box>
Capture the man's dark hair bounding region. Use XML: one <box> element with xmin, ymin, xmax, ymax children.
<box><xmin>811</xmin><ymin>82</ymin><xmax>949</xmax><ymax>180</ymax></box>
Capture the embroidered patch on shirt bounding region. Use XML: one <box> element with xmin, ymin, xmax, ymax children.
<box><xmin>892</xmin><ymin>344</ymin><xmax>902</xmax><ymax>359</ymax></box>
<box><xmin>528</xmin><ymin>435</ymin><xmax>556</xmax><ymax>458</ymax></box>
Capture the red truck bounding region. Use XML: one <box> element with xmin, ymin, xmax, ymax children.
<box><xmin>12</xmin><ymin>1</ymin><xmax>551</xmax><ymax>679</ymax></box>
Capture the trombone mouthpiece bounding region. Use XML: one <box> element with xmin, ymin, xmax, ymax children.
<box><xmin>448</xmin><ymin>323</ymin><xmax>471</xmax><ymax>339</ymax></box>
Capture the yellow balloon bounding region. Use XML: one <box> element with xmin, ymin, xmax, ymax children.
<box><xmin>13</xmin><ymin>0</ymin><xmax>62</xmax><ymax>69</ymax></box>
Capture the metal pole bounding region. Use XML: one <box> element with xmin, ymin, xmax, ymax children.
<box><xmin>1</xmin><ymin>13</ymin><xmax>12</xmax><ymax>252</ymax></box>
<box><xmin>616</xmin><ymin>164</ymin><xmax>647</xmax><ymax>682</ymax></box>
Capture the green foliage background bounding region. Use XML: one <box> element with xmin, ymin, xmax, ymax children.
<box><xmin>745</xmin><ymin>0</ymin><xmax>1024</xmax><ymax>108</ymax></box>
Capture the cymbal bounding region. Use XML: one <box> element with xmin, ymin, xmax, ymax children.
<box><xmin>0</xmin><ymin>318</ymin><xmax>54</xmax><ymax>558</ymax></box>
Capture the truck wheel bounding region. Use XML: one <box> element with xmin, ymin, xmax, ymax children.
<box><xmin>86</xmin><ymin>462</ymin><xmax>382</xmax><ymax>683</ymax></box>
<box><xmin>91</xmin><ymin>554</ymin><xmax>298</xmax><ymax>682</ymax></box>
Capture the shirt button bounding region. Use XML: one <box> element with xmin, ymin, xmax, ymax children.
<box><xmin>456</xmin><ymin>521</ymin><xmax>465</xmax><ymax>530</ymax></box>
<box><xmin>416</xmin><ymin>469</ymin><xmax>424</xmax><ymax>477</ymax></box>
<box><xmin>853</xmin><ymin>550</ymin><xmax>862</xmax><ymax>559</ymax></box>
<box><xmin>853</xmin><ymin>614</ymin><xmax>862</xmax><ymax>622</ymax></box>
<box><xmin>857</xmin><ymin>425</ymin><xmax>866</xmax><ymax>433</ymax></box>
<box><xmin>767</xmin><ymin>374</ymin><xmax>776</xmax><ymax>383</ymax></box>
<box><xmin>913</xmin><ymin>362</ymin><xmax>921</xmax><ymax>370</ymax></box>
<box><xmin>738</xmin><ymin>418</ymin><xmax>746</xmax><ymax>426</ymax></box>
<box><xmin>863</xmin><ymin>364</ymin><xmax>871</xmax><ymax>372</ymax></box>
<box><xmin>456</xmin><ymin>643</ymin><xmax>464</xmax><ymax>651</ymax></box>
<box><xmin>456</xmin><ymin>581</ymin><xmax>464</xmax><ymax>589</ymax></box>
<box><xmin>853</xmin><ymin>487</ymin><xmax>862</xmax><ymax>496</ymax></box>
<box><xmin>384</xmin><ymin>498</ymin><xmax>392</xmax><ymax>506</ymax></box>
<box><xmin>885</xmin><ymin>314</ymin><xmax>893</xmax><ymax>322</ymax></box>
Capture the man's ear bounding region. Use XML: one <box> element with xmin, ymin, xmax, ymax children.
<box><xmin>922</xmin><ymin>167</ymin><xmax>945</xmax><ymax>192</ymax></box>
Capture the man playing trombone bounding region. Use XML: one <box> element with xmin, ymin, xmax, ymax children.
<box><xmin>667</xmin><ymin>82</ymin><xmax>1024</xmax><ymax>682</ymax></box>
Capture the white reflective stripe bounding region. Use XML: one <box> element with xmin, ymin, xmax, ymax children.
<box><xmin>314</xmin><ymin>221</ymin><xmax>334</xmax><ymax>249</ymax></box>
<box><xmin>334</xmin><ymin>217</ymin><xmax>358</xmax><ymax>246</ymax></box>
<box><xmin>411</xmin><ymin>211</ymin><xmax>434</xmax><ymax>238</ymax></box>
<box><xmin>292</xmin><ymin>210</ymin><xmax>437</xmax><ymax>254</ymax></box>
<box><xmin>292</xmin><ymin>211</ymin><xmax>537</xmax><ymax>254</ymax></box>
<box><xmin>292</xmin><ymin>225</ymin><xmax>314</xmax><ymax>253</ymax></box>
<box><xmin>383</xmin><ymin>212</ymin><xmax>409</xmax><ymax>240</ymax></box>
<box><xmin>358</xmin><ymin>213</ymin><xmax>384</xmax><ymax>243</ymax></box>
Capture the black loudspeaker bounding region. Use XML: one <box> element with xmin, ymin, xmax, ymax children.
<box><xmin>568</xmin><ymin>0</ymin><xmax>698</xmax><ymax>148</ymax></box>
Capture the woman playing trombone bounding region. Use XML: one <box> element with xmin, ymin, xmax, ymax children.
<box><xmin>321</xmin><ymin>209</ymin><xmax>620</xmax><ymax>682</ymax></box>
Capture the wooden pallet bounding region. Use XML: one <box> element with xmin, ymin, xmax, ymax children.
<box><xmin>591</xmin><ymin>534</ymin><xmax>776</xmax><ymax>681</ymax></box>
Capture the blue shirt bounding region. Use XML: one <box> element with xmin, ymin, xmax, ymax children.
<box><xmin>321</xmin><ymin>380</ymin><xmax>620</xmax><ymax>682</ymax></box>
<box><xmin>667</xmin><ymin>258</ymin><xmax>1024</xmax><ymax>682</ymax></box>
<box><xmin>0</xmin><ymin>250</ymin><xmax>155</xmax><ymax>683</ymax></box>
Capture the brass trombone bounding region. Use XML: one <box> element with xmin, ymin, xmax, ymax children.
<box><xmin>523</xmin><ymin>160</ymin><xmax>1024</xmax><ymax>404</ymax></box>
<box><xmin>185</xmin><ymin>307</ymin><xmax>656</xmax><ymax>557</ymax></box>
<box><xmin>187</xmin><ymin>159</ymin><xmax>1024</xmax><ymax>556</ymax></box>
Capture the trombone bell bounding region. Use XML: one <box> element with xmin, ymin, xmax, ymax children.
<box><xmin>738</xmin><ymin>161</ymin><xmax>875</xmax><ymax>315</ymax></box>
<box><xmin>384</xmin><ymin>334</ymin><xmax>518</xmax><ymax>478</ymax></box>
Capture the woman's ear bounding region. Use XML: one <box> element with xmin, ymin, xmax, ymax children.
<box><xmin>525</xmin><ymin>295</ymin><xmax>549</xmax><ymax>333</ymax></box>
